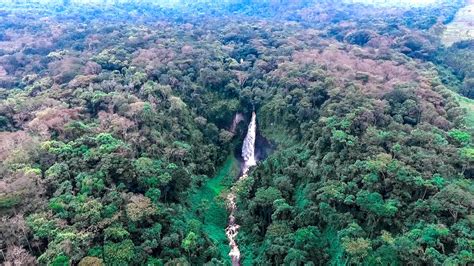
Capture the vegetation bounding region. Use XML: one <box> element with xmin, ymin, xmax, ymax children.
<box><xmin>0</xmin><ymin>0</ymin><xmax>473</xmax><ymax>265</ymax></box>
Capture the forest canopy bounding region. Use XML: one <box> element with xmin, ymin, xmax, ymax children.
<box><xmin>0</xmin><ymin>0</ymin><xmax>473</xmax><ymax>265</ymax></box>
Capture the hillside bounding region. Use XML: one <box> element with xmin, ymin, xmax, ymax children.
<box><xmin>0</xmin><ymin>1</ymin><xmax>473</xmax><ymax>265</ymax></box>
<box><xmin>442</xmin><ymin>0</ymin><xmax>474</xmax><ymax>46</ymax></box>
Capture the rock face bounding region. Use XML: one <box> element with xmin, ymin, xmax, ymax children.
<box><xmin>230</xmin><ymin>113</ymin><xmax>244</xmax><ymax>134</ymax></box>
<box><xmin>442</xmin><ymin>2</ymin><xmax>474</xmax><ymax>46</ymax></box>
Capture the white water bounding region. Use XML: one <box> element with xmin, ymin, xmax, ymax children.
<box><xmin>241</xmin><ymin>112</ymin><xmax>257</xmax><ymax>174</ymax></box>
<box><xmin>225</xmin><ymin>112</ymin><xmax>257</xmax><ymax>266</ymax></box>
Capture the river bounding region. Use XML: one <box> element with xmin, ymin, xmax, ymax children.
<box><xmin>225</xmin><ymin>112</ymin><xmax>257</xmax><ymax>266</ymax></box>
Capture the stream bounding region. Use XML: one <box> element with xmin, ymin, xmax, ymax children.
<box><xmin>225</xmin><ymin>111</ymin><xmax>257</xmax><ymax>266</ymax></box>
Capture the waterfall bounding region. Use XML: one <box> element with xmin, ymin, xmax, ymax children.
<box><xmin>226</xmin><ymin>112</ymin><xmax>257</xmax><ymax>266</ymax></box>
<box><xmin>241</xmin><ymin>112</ymin><xmax>257</xmax><ymax>174</ymax></box>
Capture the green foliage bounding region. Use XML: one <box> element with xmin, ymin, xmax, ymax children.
<box><xmin>104</xmin><ymin>226</ymin><xmax>130</xmax><ymax>242</ymax></box>
<box><xmin>42</xmin><ymin>140</ymin><xmax>74</xmax><ymax>155</ymax></box>
<box><xmin>431</xmin><ymin>174</ymin><xmax>446</xmax><ymax>189</ymax></box>
<box><xmin>27</xmin><ymin>213</ymin><xmax>58</xmax><ymax>239</ymax></box>
<box><xmin>36</xmin><ymin>229</ymin><xmax>92</xmax><ymax>264</ymax></box>
<box><xmin>1</xmin><ymin>1</ymin><xmax>473</xmax><ymax>265</ymax></box>
<box><xmin>95</xmin><ymin>133</ymin><xmax>124</xmax><ymax>153</ymax></box>
<box><xmin>254</xmin><ymin>187</ymin><xmax>282</xmax><ymax>206</ymax></box>
<box><xmin>145</xmin><ymin>188</ymin><xmax>161</xmax><ymax>203</ymax></box>
<box><xmin>0</xmin><ymin>193</ymin><xmax>22</xmax><ymax>209</ymax></box>
<box><xmin>104</xmin><ymin>240</ymin><xmax>135</xmax><ymax>265</ymax></box>
<box><xmin>460</xmin><ymin>147</ymin><xmax>474</xmax><ymax>161</ymax></box>
<box><xmin>181</xmin><ymin>232</ymin><xmax>198</xmax><ymax>253</ymax></box>
<box><xmin>145</xmin><ymin>257</ymin><xmax>164</xmax><ymax>266</ymax></box>
<box><xmin>420</xmin><ymin>224</ymin><xmax>449</xmax><ymax>246</ymax></box>
<box><xmin>355</xmin><ymin>191</ymin><xmax>399</xmax><ymax>217</ymax></box>
<box><xmin>51</xmin><ymin>254</ymin><xmax>70</xmax><ymax>266</ymax></box>
<box><xmin>186</xmin><ymin>156</ymin><xmax>238</xmax><ymax>260</ymax></box>
<box><xmin>93</xmin><ymin>48</ymin><xmax>129</xmax><ymax>70</ymax></box>
<box><xmin>449</xmin><ymin>129</ymin><xmax>471</xmax><ymax>145</ymax></box>
<box><xmin>87</xmin><ymin>247</ymin><xmax>103</xmax><ymax>258</ymax></box>
<box><xmin>342</xmin><ymin>238</ymin><xmax>372</xmax><ymax>262</ymax></box>
<box><xmin>458</xmin><ymin>96</ymin><xmax>474</xmax><ymax>128</ymax></box>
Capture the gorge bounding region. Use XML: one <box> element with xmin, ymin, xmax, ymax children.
<box><xmin>225</xmin><ymin>112</ymin><xmax>257</xmax><ymax>265</ymax></box>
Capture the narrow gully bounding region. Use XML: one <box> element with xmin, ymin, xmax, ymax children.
<box><xmin>225</xmin><ymin>111</ymin><xmax>257</xmax><ymax>266</ymax></box>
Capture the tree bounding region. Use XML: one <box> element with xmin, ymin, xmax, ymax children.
<box><xmin>196</xmin><ymin>199</ymin><xmax>210</xmax><ymax>223</ymax></box>
<box><xmin>181</xmin><ymin>232</ymin><xmax>198</xmax><ymax>260</ymax></box>
<box><xmin>4</xmin><ymin>245</ymin><xmax>36</xmax><ymax>265</ymax></box>
<box><xmin>78</xmin><ymin>256</ymin><xmax>104</xmax><ymax>266</ymax></box>
<box><xmin>448</xmin><ymin>129</ymin><xmax>471</xmax><ymax>145</ymax></box>
<box><xmin>126</xmin><ymin>195</ymin><xmax>156</xmax><ymax>223</ymax></box>
<box><xmin>431</xmin><ymin>184</ymin><xmax>474</xmax><ymax>222</ymax></box>
<box><xmin>342</xmin><ymin>238</ymin><xmax>372</xmax><ymax>264</ymax></box>
<box><xmin>355</xmin><ymin>190</ymin><xmax>399</xmax><ymax>218</ymax></box>
<box><xmin>104</xmin><ymin>240</ymin><xmax>135</xmax><ymax>266</ymax></box>
<box><xmin>252</xmin><ymin>187</ymin><xmax>282</xmax><ymax>232</ymax></box>
<box><xmin>345</xmin><ymin>30</ymin><xmax>374</xmax><ymax>46</ymax></box>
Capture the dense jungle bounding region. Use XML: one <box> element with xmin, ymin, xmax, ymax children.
<box><xmin>0</xmin><ymin>0</ymin><xmax>473</xmax><ymax>265</ymax></box>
